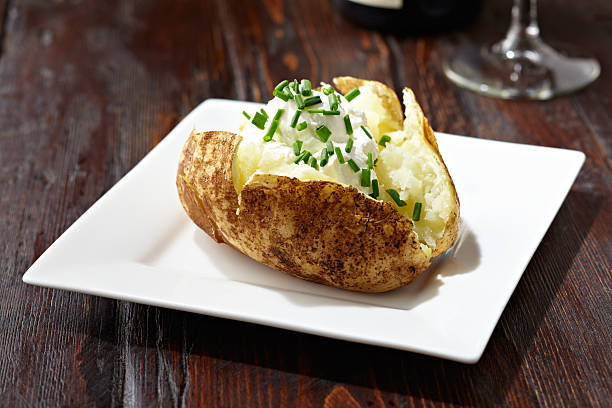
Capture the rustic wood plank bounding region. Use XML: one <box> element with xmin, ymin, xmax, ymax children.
<box><xmin>0</xmin><ymin>0</ymin><xmax>610</xmax><ymax>406</ymax></box>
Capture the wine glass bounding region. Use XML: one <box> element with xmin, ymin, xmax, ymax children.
<box><xmin>443</xmin><ymin>0</ymin><xmax>600</xmax><ymax>99</ymax></box>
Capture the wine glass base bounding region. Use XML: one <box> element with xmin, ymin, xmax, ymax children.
<box><xmin>443</xmin><ymin>41</ymin><xmax>600</xmax><ymax>100</ymax></box>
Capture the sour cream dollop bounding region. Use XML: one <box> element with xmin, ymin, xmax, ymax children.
<box><xmin>239</xmin><ymin>83</ymin><xmax>379</xmax><ymax>195</ymax></box>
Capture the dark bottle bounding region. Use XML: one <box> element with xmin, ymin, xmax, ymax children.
<box><xmin>332</xmin><ymin>0</ymin><xmax>482</xmax><ymax>34</ymax></box>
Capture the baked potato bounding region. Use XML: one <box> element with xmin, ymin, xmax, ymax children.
<box><xmin>177</xmin><ymin>77</ymin><xmax>459</xmax><ymax>292</ymax></box>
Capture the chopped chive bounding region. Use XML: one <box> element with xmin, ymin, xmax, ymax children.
<box><xmin>345</xmin><ymin>88</ymin><xmax>360</xmax><ymax>102</ymax></box>
<box><xmin>386</xmin><ymin>189</ymin><xmax>406</xmax><ymax>207</ymax></box>
<box><xmin>344</xmin><ymin>115</ymin><xmax>353</xmax><ymax>135</ymax></box>
<box><xmin>308</xmin><ymin>156</ymin><xmax>319</xmax><ymax>170</ymax></box>
<box><xmin>283</xmin><ymin>86</ymin><xmax>294</xmax><ymax>99</ymax></box>
<box><xmin>345</xmin><ymin>137</ymin><xmax>354</xmax><ymax>153</ymax></box>
<box><xmin>323</xmin><ymin>86</ymin><xmax>334</xmax><ymax>95</ymax></box>
<box><xmin>361</xmin><ymin>125</ymin><xmax>373</xmax><ymax>139</ymax></box>
<box><xmin>297</xmin><ymin>121</ymin><xmax>307</xmax><ymax>131</ymax></box>
<box><xmin>260</xmin><ymin>109</ymin><xmax>268</xmax><ymax>119</ymax></box>
<box><xmin>367</xmin><ymin>152</ymin><xmax>374</xmax><ymax>169</ymax></box>
<box><xmin>263</xmin><ymin>120</ymin><xmax>279</xmax><ymax>142</ymax></box>
<box><xmin>291</xmin><ymin>79</ymin><xmax>299</xmax><ymax>92</ymax></box>
<box><xmin>347</xmin><ymin>159</ymin><xmax>359</xmax><ymax>172</ymax></box>
<box><xmin>326</xmin><ymin>141</ymin><xmax>334</xmax><ymax>155</ymax></box>
<box><xmin>294</xmin><ymin>151</ymin><xmax>307</xmax><ymax>164</ymax></box>
<box><xmin>273</xmin><ymin>88</ymin><xmax>289</xmax><ymax>101</ymax></box>
<box><xmin>320</xmin><ymin>148</ymin><xmax>329</xmax><ymax>167</ymax></box>
<box><xmin>290</xmin><ymin>110</ymin><xmax>302</xmax><ymax>128</ymax></box>
<box><xmin>328</xmin><ymin>93</ymin><xmax>338</xmax><ymax>111</ymax></box>
<box><xmin>300</xmin><ymin>79</ymin><xmax>312</xmax><ymax>96</ymax></box>
<box><xmin>412</xmin><ymin>202</ymin><xmax>422</xmax><ymax>221</ymax></box>
<box><xmin>379</xmin><ymin>134</ymin><xmax>391</xmax><ymax>147</ymax></box>
<box><xmin>360</xmin><ymin>169</ymin><xmax>371</xmax><ymax>187</ymax></box>
<box><xmin>304</xmin><ymin>95</ymin><xmax>322</xmax><ymax>107</ymax></box>
<box><xmin>293</xmin><ymin>140</ymin><xmax>303</xmax><ymax>156</ymax></box>
<box><xmin>371</xmin><ymin>179</ymin><xmax>379</xmax><ymax>198</ymax></box>
<box><xmin>315</xmin><ymin>125</ymin><xmax>332</xmax><ymax>142</ymax></box>
<box><xmin>335</xmin><ymin>147</ymin><xmax>345</xmax><ymax>163</ymax></box>
<box><xmin>301</xmin><ymin>151</ymin><xmax>311</xmax><ymax>163</ymax></box>
<box><xmin>323</xmin><ymin>110</ymin><xmax>340</xmax><ymax>115</ymax></box>
<box><xmin>251</xmin><ymin>112</ymin><xmax>267</xmax><ymax>129</ymax></box>
<box><xmin>274</xmin><ymin>79</ymin><xmax>289</xmax><ymax>93</ymax></box>
<box><xmin>295</xmin><ymin>93</ymin><xmax>305</xmax><ymax>109</ymax></box>
<box><xmin>307</xmin><ymin>109</ymin><xmax>325</xmax><ymax>114</ymax></box>
<box><xmin>242</xmin><ymin>111</ymin><xmax>251</xmax><ymax>120</ymax></box>
<box><xmin>274</xmin><ymin>108</ymin><xmax>285</xmax><ymax>121</ymax></box>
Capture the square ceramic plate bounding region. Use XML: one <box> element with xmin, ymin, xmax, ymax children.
<box><xmin>23</xmin><ymin>99</ymin><xmax>584</xmax><ymax>363</ymax></box>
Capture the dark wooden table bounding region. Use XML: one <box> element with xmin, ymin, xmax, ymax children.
<box><xmin>1</xmin><ymin>0</ymin><xmax>610</xmax><ymax>406</ymax></box>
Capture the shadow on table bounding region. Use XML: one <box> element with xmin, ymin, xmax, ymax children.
<box><xmin>70</xmin><ymin>189</ymin><xmax>599</xmax><ymax>406</ymax></box>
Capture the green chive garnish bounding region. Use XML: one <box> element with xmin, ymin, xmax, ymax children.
<box><xmin>300</xmin><ymin>79</ymin><xmax>312</xmax><ymax>96</ymax></box>
<box><xmin>322</xmin><ymin>110</ymin><xmax>340</xmax><ymax>115</ymax></box>
<box><xmin>361</xmin><ymin>125</ymin><xmax>373</xmax><ymax>139</ymax></box>
<box><xmin>367</xmin><ymin>152</ymin><xmax>374</xmax><ymax>169</ymax></box>
<box><xmin>320</xmin><ymin>148</ymin><xmax>329</xmax><ymax>167</ymax></box>
<box><xmin>386</xmin><ymin>189</ymin><xmax>406</xmax><ymax>207</ymax></box>
<box><xmin>283</xmin><ymin>86</ymin><xmax>294</xmax><ymax>99</ymax></box>
<box><xmin>412</xmin><ymin>202</ymin><xmax>422</xmax><ymax>221</ymax></box>
<box><xmin>291</xmin><ymin>79</ymin><xmax>299</xmax><ymax>92</ymax></box>
<box><xmin>335</xmin><ymin>147</ymin><xmax>345</xmax><ymax>163</ymax></box>
<box><xmin>308</xmin><ymin>156</ymin><xmax>319</xmax><ymax>170</ymax></box>
<box><xmin>294</xmin><ymin>151</ymin><xmax>307</xmax><ymax>164</ymax></box>
<box><xmin>260</xmin><ymin>109</ymin><xmax>268</xmax><ymax>119</ymax></box>
<box><xmin>273</xmin><ymin>89</ymin><xmax>289</xmax><ymax>102</ymax></box>
<box><xmin>274</xmin><ymin>108</ymin><xmax>285</xmax><ymax>121</ymax></box>
<box><xmin>293</xmin><ymin>140</ymin><xmax>303</xmax><ymax>156</ymax></box>
<box><xmin>290</xmin><ymin>110</ymin><xmax>301</xmax><ymax>128</ymax></box>
<box><xmin>315</xmin><ymin>125</ymin><xmax>332</xmax><ymax>142</ymax></box>
<box><xmin>328</xmin><ymin>93</ymin><xmax>338</xmax><ymax>111</ymax></box>
<box><xmin>326</xmin><ymin>141</ymin><xmax>334</xmax><ymax>155</ymax></box>
<box><xmin>295</xmin><ymin>93</ymin><xmax>305</xmax><ymax>109</ymax></box>
<box><xmin>297</xmin><ymin>121</ymin><xmax>307</xmax><ymax>131</ymax></box>
<box><xmin>263</xmin><ymin>120</ymin><xmax>279</xmax><ymax>142</ymax></box>
<box><xmin>242</xmin><ymin>111</ymin><xmax>251</xmax><ymax>120</ymax></box>
<box><xmin>371</xmin><ymin>179</ymin><xmax>379</xmax><ymax>198</ymax></box>
<box><xmin>379</xmin><ymin>135</ymin><xmax>391</xmax><ymax>147</ymax></box>
<box><xmin>323</xmin><ymin>86</ymin><xmax>334</xmax><ymax>95</ymax></box>
<box><xmin>345</xmin><ymin>138</ymin><xmax>354</xmax><ymax>153</ymax></box>
<box><xmin>360</xmin><ymin>169</ymin><xmax>371</xmax><ymax>187</ymax></box>
<box><xmin>274</xmin><ymin>79</ymin><xmax>289</xmax><ymax>93</ymax></box>
<box><xmin>251</xmin><ymin>112</ymin><xmax>267</xmax><ymax>129</ymax></box>
<box><xmin>307</xmin><ymin>109</ymin><xmax>325</xmax><ymax>114</ymax></box>
<box><xmin>302</xmin><ymin>151</ymin><xmax>311</xmax><ymax>163</ymax></box>
<box><xmin>345</xmin><ymin>88</ymin><xmax>360</xmax><ymax>102</ymax></box>
<box><xmin>347</xmin><ymin>159</ymin><xmax>359</xmax><ymax>172</ymax></box>
<box><xmin>304</xmin><ymin>95</ymin><xmax>322</xmax><ymax>107</ymax></box>
<box><xmin>344</xmin><ymin>115</ymin><xmax>353</xmax><ymax>135</ymax></box>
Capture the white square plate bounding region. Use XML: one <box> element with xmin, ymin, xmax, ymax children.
<box><xmin>23</xmin><ymin>99</ymin><xmax>584</xmax><ymax>363</ymax></box>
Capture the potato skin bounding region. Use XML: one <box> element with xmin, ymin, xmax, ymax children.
<box><xmin>177</xmin><ymin>130</ymin><xmax>430</xmax><ymax>293</ymax></box>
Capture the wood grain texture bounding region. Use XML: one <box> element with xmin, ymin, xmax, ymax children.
<box><xmin>0</xmin><ymin>0</ymin><xmax>610</xmax><ymax>406</ymax></box>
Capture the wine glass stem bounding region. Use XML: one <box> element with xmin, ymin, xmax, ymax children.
<box><xmin>497</xmin><ymin>0</ymin><xmax>541</xmax><ymax>53</ymax></box>
<box><xmin>512</xmin><ymin>0</ymin><xmax>539</xmax><ymax>37</ymax></box>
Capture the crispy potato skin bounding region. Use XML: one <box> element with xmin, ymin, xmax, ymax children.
<box><xmin>177</xmin><ymin>130</ymin><xmax>430</xmax><ymax>293</ymax></box>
